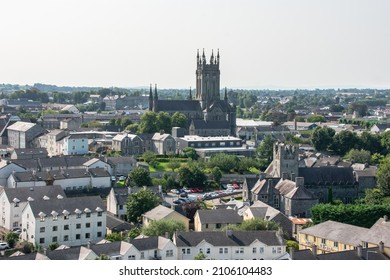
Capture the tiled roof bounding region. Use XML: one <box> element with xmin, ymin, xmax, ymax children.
<box><xmin>196</xmin><ymin>209</ymin><xmax>242</xmax><ymax>224</ymax></box>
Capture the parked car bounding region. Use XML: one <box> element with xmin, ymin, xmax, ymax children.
<box><xmin>173</xmin><ymin>199</ymin><xmax>183</xmax><ymax>204</ymax></box>
<box><xmin>118</xmin><ymin>176</ymin><xmax>126</xmax><ymax>181</ymax></box>
<box><xmin>233</xmin><ymin>184</ymin><xmax>240</xmax><ymax>189</ymax></box>
<box><xmin>12</xmin><ymin>228</ymin><xmax>22</xmax><ymax>235</ymax></box>
<box><xmin>179</xmin><ymin>192</ymin><xmax>188</xmax><ymax>198</ymax></box>
<box><xmin>190</xmin><ymin>188</ymin><xmax>203</xmax><ymax>193</ymax></box>
<box><xmin>0</xmin><ymin>242</ymin><xmax>9</xmax><ymax>250</ymax></box>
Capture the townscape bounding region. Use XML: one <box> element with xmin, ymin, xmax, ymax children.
<box><xmin>0</xmin><ymin>51</ymin><xmax>389</xmax><ymax>261</ymax></box>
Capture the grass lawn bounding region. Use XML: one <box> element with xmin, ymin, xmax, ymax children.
<box><xmin>149</xmin><ymin>162</ymin><xmax>182</xmax><ymax>172</ymax></box>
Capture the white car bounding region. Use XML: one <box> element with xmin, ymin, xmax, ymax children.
<box><xmin>0</xmin><ymin>242</ymin><xmax>9</xmax><ymax>250</ymax></box>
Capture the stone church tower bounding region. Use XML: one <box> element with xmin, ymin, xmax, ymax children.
<box><xmin>272</xmin><ymin>142</ymin><xmax>299</xmax><ymax>179</ymax></box>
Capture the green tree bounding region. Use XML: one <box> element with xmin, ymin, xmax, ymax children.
<box><xmin>380</xmin><ymin>131</ymin><xmax>390</xmax><ymax>154</ymax></box>
<box><xmin>171</xmin><ymin>112</ymin><xmax>188</xmax><ymax>128</ymax></box>
<box><xmin>177</xmin><ymin>165</ymin><xmax>207</xmax><ymax>188</ymax></box>
<box><xmin>311</xmin><ymin>126</ymin><xmax>335</xmax><ymax>151</ymax></box>
<box><xmin>364</xmin><ymin>188</ymin><xmax>384</xmax><ymax>204</ymax></box>
<box><xmin>207</xmin><ymin>153</ymin><xmax>239</xmax><ymax>173</ymax></box>
<box><xmin>359</xmin><ymin>131</ymin><xmax>382</xmax><ymax>154</ymax></box>
<box><xmin>142</xmin><ymin>151</ymin><xmax>157</xmax><ymax>165</ymax></box>
<box><xmin>236</xmin><ymin>218</ymin><xmax>279</xmax><ymax>231</ymax></box>
<box><xmin>256</xmin><ymin>135</ymin><xmax>275</xmax><ymax>164</ymax></box>
<box><xmin>128</xmin><ymin>167</ymin><xmax>152</xmax><ymax>187</ymax></box>
<box><xmin>332</xmin><ymin>130</ymin><xmax>360</xmax><ymax>156</ymax></box>
<box><xmin>307</xmin><ymin>114</ymin><xmax>326</xmax><ymax>123</ymax></box>
<box><xmin>344</xmin><ymin>149</ymin><xmax>371</xmax><ymax>164</ymax></box>
<box><xmin>237</xmin><ymin>157</ymin><xmax>260</xmax><ymax>174</ymax></box>
<box><xmin>142</xmin><ymin>219</ymin><xmax>185</xmax><ymax>239</ymax></box>
<box><xmin>126</xmin><ymin>189</ymin><xmax>160</xmax><ymax>223</ymax></box>
<box><xmin>139</xmin><ymin>111</ymin><xmax>158</xmax><ymax>133</ymax></box>
<box><xmin>96</xmin><ymin>254</ymin><xmax>111</xmax><ymax>260</ymax></box>
<box><xmin>105</xmin><ymin>232</ymin><xmax>125</xmax><ymax>242</ymax></box>
<box><xmin>211</xmin><ymin>167</ymin><xmax>222</xmax><ymax>184</ymax></box>
<box><xmin>377</xmin><ymin>157</ymin><xmax>390</xmax><ymax>196</ymax></box>
<box><xmin>167</xmin><ymin>158</ymin><xmax>181</xmax><ymax>172</ymax></box>
<box><xmin>48</xmin><ymin>243</ymin><xmax>60</xmax><ymax>251</ymax></box>
<box><xmin>156</xmin><ymin>112</ymin><xmax>172</xmax><ymax>133</ymax></box>
<box><xmin>5</xmin><ymin>232</ymin><xmax>19</xmax><ymax>248</ymax></box>
<box><xmin>126</xmin><ymin>123</ymin><xmax>139</xmax><ymax>133</ymax></box>
<box><xmin>194</xmin><ymin>252</ymin><xmax>207</xmax><ymax>260</ymax></box>
<box><xmin>348</xmin><ymin>102</ymin><xmax>368</xmax><ymax>116</ymax></box>
<box><xmin>286</xmin><ymin>240</ymin><xmax>299</xmax><ymax>251</ymax></box>
<box><xmin>182</xmin><ymin>147</ymin><xmax>199</xmax><ymax>160</ymax></box>
<box><xmin>128</xmin><ymin>227</ymin><xmax>142</xmax><ymax>239</ymax></box>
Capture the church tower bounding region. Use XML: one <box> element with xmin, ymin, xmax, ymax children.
<box><xmin>196</xmin><ymin>49</ymin><xmax>221</xmax><ymax>110</ymax></box>
<box><xmin>272</xmin><ymin>142</ymin><xmax>299</xmax><ymax>179</ymax></box>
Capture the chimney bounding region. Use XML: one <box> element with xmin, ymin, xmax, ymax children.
<box><xmin>43</xmin><ymin>248</ymin><xmax>47</xmax><ymax>256</ymax></box>
<box><xmin>289</xmin><ymin>247</ymin><xmax>294</xmax><ymax>260</ymax></box>
<box><xmin>356</xmin><ymin>244</ymin><xmax>363</xmax><ymax>258</ymax></box>
<box><xmin>379</xmin><ymin>241</ymin><xmax>384</xmax><ymax>253</ymax></box>
<box><xmin>312</xmin><ymin>244</ymin><xmax>317</xmax><ymax>257</ymax></box>
<box><xmin>295</xmin><ymin>177</ymin><xmax>305</xmax><ymax>188</ymax></box>
<box><xmin>259</xmin><ymin>172</ymin><xmax>266</xmax><ymax>180</ymax></box>
<box><xmin>282</xmin><ymin>173</ymin><xmax>289</xmax><ymax>180</ymax></box>
<box><xmin>291</xmin><ymin>173</ymin><xmax>296</xmax><ymax>181</ymax></box>
<box><xmin>87</xmin><ymin>240</ymin><xmax>91</xmax><ymax>249</ymax></box>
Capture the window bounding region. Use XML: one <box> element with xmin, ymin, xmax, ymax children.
<box><xmin>205</xmin><ymin>223</ymin><xmax>208</xmax><ymax>229</ymax></box>
<box><xmin>97</xmin><ymin>221</ymin><xmax>102</xmax><ymax>227</ymax></box>
<box><xmin>216</xmin><ymin>223</ymin><xmax>221</xmax><ymax>229</ymax></box>
<box><xmin>224</xmin><ymin>248</ymin><xmax>228</xmax><ymax>254</ymax></box>
<box><xmin>85</xmin><ymin>233</ymin><xmax>90</xmax><ymax>239</ymax></box>
<box><xmin>64</xmin><ymin>235</ymin><xmax>69</xmax><ymax>241</ymax></box>
<box><xmin>40</xmin><ymin>227</ymin><xmax>45</xmax><ymax>233</ymax></box>
<box><xmin>97</xmin><ymin>232</ymin><xmax>102</xmax><ymax>238</ymax></box>
<box><xmin>119</xmin><ymin>205</ymin><xmax>123</xmax><ymax>210</ymax></box>
<box><xmin>52</xmin><ymin>237</ymin><xmax>57</xmax><ymax>243</ymax></box>
<box><xmin>52</xmin><ymin>226</ymin><xmax>58</xmax><ymax>232</ymax></box>
<box><xmin>97</xmin><ymin>212</ymin><xmax>102</xmax><ymax>217</ymax></box>
<box><xmin>40</xmin><ymin>216</ymin><xmax>45</xmax><ymax>222</ymax></box>
<box><xmin>259</xmin><ymin>247</ymin><xmax>264</xmax><ymax>254</ymax></box>
<box><xmin>86</xmin><ymin>213</ymin><xmax>91</xmax><ymax>218</ymax></box>
<box><xmin>199</xmin><ymin>248</ymin><xmax>203</xmax><ymax>253</ymax></box>
<box><xmin>39</xmin><ymin>238</ymin><xmax>45</xmax><ymax>244</ymax></box>
<box><xmin>273</xmin><ymin>195</ymin><xmax>279</xmax><ymax>209</ymax></box>
<box><xmin>277</xmin><ymin>247</ymin><xmax>282</xmax><ymax>254</ymax></box>
<box><xmin>220</xmin><ymin>142</ymin><xmax>226</xmax><ymax>146</ymax></box>
<box><xmin>186</xmin><ymin>248</ymin><xmax>190</xmax><ymax>254</ymax></box>
<box><xmin>140</xmin><ymin>252</ymin><xmax>145</xmax><ymax>259</ymax></box>
<box><xmin>334</xmin><ymin>241</ymin><xmax>338</xmax><ymax>248</ymax></box>
<box><xmin>235</xmin><ymin>248</ymin><xmax>244</xmax><ymax>254</ymax></box>
<box><xmin>76</xmin><ymin>213</ymin><xmax>81</xmax><ymax>219</ymax></box>
<box><xmin>86</xmin><ymin>223</ymin><xmax>91</xmax><ymax>228</ymax></box>
<box><xmin>64</xmin><ymin>215</ymin><xmax>69</xmax><ymax>220</ymax></box>
<box><xmin>253</xmin><ymin>248</ymin><xmax>257</xmax><ymax>253</ymax></box>
<box><xmin>76</xmin><ymin>234</ymin><xmax>80</xmax><ymax>240</ymax></box>
<box><xmin>166</xmin><ymin>250</ymin><xmax>173</xmax><ymax>257</ymax></box>
<box><xmin>321</xmin><ymin>238</ymin><xmax>326</xmax><ymax>244</ymax></box>
<box><xmin>363</xmin><ymin>242</ymin><xmax>368</xmax><ymax>248</ymax></box>
<box><xmin>206</xmin><ymin>248</ymin><xmax>210</xmax><ymax>254</ymax></box>
<box><xmin>75</xmin><ymin>224</ymin><xmax>81</xmax><ymax>229</ymax></box>
<box><xmin>219</xmin><ymin>248</ymin><xmax>223</xmax><ymax>254</ymax></box>
<box><xmin>272</xmin><ymin>247</ymin><xmax>277</xmax><ymax>254</ymax></box>
<box><xmin>64</xmin><ymin>225</ymin><xmax>69</xmax><ymax>230</ymax></box>
<box><xmin>128</xmin><ymin>255</ymin><xmax>136</xmax><ymax>260</ymax></box>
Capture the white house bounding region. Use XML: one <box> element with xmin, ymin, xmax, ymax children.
<box><xmin>0</xmin><ymin>159</ymin><xmax>25</xmax><ymax>187</ymax></box>
<box><xmin>21</xmin><ymin>195</ymin><xmax>106</xmax><ymax>247</ymax></box>
<box><xmin>90</xmin><ymin>240</ymin><xmax>140</xmax><ymax>260</ymax></box>
<box><xmin>83</xmin><ymin>158</ymin><xmax>112</xmax><ymax>175</ymax></box>
<box><xmin>152</xmin><ymin>132</ymin><xmax>176</xmax><ymax>155</ymax></box>
<box><xmin>131</xmin><ymin>235</ymin><xmax>178</xmax><ymax>260</ymax></box>
<box><xmin>61</xmin><ymin>104</ymin><xmax>80</xmax><ymax>114</ymax></box>
<box><xmin>106</xmin><ymin>188</ymin><xmax>129</xmax><ymax>220</ymax></box>
<box><xmin>142</xmin><ymin>205</ymin><xmax>190</xmax><ymax>231</ymax></box>
<box><xmin>0</xmin><ymin>185</ymin><xmax>65</xmax><ymax>231</ymax></box>
<box><xmin>173</xmin><ymin>230</ymin><xmax>286</xmax><ymax>260</ymax></box>
<box><xmin>63</xmin><ymin>134</ymin><xmax>88</xmax><ymax>156</ymax></box>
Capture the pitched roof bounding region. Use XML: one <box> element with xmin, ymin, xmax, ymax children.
<box><xmin>90</xmin><ymin>241</ymin><xmax>133</xmax><ymax>256</ymax></box>
<box><xmin>174</xmin><ymin>230</ymin><xmax>285</xmax><ymax>247</ymax></box>
<box><xmin>7</xmin><ymin>121</ymin><xmax>36</xmax><ymax>132</ymax></box>
<box><xmin>131</xmin><ymin>236</ymin><xmax>170</xmax><ymax>251</ymax></box>
<box><xmin>106</xmin><ymin>214</ymin><xmax>134</xmax><ymax>231</ymax></box>
<box><xmin>46</xmin><ymin>246</ymin><xmax>93</xmax><ymax>260</ymax></box>
<box><xmin>156</xmin><ymin>100</ymin><xmax>201</xmax><ymax>112</ymax></box>
<box><xmin>191</xmin><ymin>119</ymin><xmax>230</xmax><ymax>129</ymax></box>
<box><xmin>299</xmin><ymin>220</ymin><xmax>369</xmax><ymax>246</ymax></box>
<box><xmin>11</xmin><ymin>159</ymin><xmax>39</xmax><ymax>169</ymax></box>
<box><xmin>298</xmin><ymin>167</ymin><xmax>355</xmax><ymax>185</ymax></box>
<box><xmin>152</xmin><ymin>133</ymin><xmax>172</xmax><ymax>141</ymax></box>
<box><xmin>244</xmin><ymin>177</ymin><xmax>258</xmax><ymax>190</ymax></box>
<box><xmin>1</xmin><ymin>185</ymin><xmax>65</xmax><ymax>203</ymax></box>
<box><xmin>196</xmin><ymin>209</ymin><xmax>242</xmax><ymax>224</ymax></box>
<box><xmin>13</xmin><ymin>148</ymin><xmax>48</xmax><ymax>156</ymax></box>
<box><xmin>143</xmin><ymin>205</ymin><xmax>188</xmax><ymax>221</ymax></box>
<box><xmin>363</xmin><ymin>217</ymin><xmax>390</xmax><ymax>247</ymax></box>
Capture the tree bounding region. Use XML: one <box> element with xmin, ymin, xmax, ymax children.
<box><xmin>171</xmin><ymin>112</ymin><xmax>188</xmax><ymax>128</ymax></box>
<box><xmin>126</xmin><ymin>123</ymin><xmax>139</xmax><ymax>133</ymax></box>
<box><xmin>139</xmin><ymin>111</ymin><xmax>158</xmax><ymax>133</ymax></box>
<box><xmin>182</xmin><ymin>147</ymin><xmax>199</xmax><ymax>160</ymax></box>
<box><xmin>307</xmin><ymin>114</ymin><xmax>326</xmax><ymax>123</ymax></box>
<box><xmin>105</xmin><ymin>232</ymin><xmax>125</xmax><ymax>242</ymax></box>
<box><xmin>211</xmin><ymin>167</ymin><xmax>222</xmax><ymax>184</ymax></box>
<box><xmin>177</xmin><ymin>165</ymin><xmax>207</xmax><ymax>188</ymax></box>
<box><xmin>128</xmin><ymin>227</ymin><xmax>142</xmax><ymax>239</ymax></box>
<box><xmin>167</xmin><ymin>158</ymin><xmax>181</xmax><ymax>172</ymax></box>
<box><xmin>311</xmin><ymin>126</ymin><xmax>335</xmax><ymax>151</ymax></box>
<box><xmin>5</xmin><ymin>232</ymin><xmax>19</xmax><ymax>248</ymax></box>
<box><xmin>360</xmin><ymin>131</ymin><xmax>382</xmax><ymax>154</ymax></box>
<box><xmin>364</xmin><ymin>188</ymin><xmax>384</xmax><ymax>204</ymax></box>
<box><xmin>194</xmin><ymin>252</ymin><xmax>207</xmax><ymax>260</ymax></box>
<box><xmin>332</xmin><ymin>130</ymin><xmax>360</xmax><ymax>156</ymax></box>
<box><xmin>237</xmin><ymin>157</ymin><xmax>260</xmax><ymax>174</ymax></box>
<box><xmin>142</xmin><ymin>151</ymin><xmax>157</xmax><ymax>165</ymax></box>
<box><xmin>128</xmin><ymin>167</ymin><xmax>152</xmax><ymax>187</ymax></box>
<box><xmin>344</xmin><ymin>149</ymin><xmax>371</xmax><ymax>164</ymax></box>
<box><xmin>126</xmin><ymin>189</ymin><xmax>160</xmax><ymax>223</ymax></box>
<box><xmin>380</xmin><ymin>131</ymin><xmax>390</xmax><ymax>154</ymax></box>
<box><xmin>142</xmin><ymin>219</ymin><xmax>185</xmax><ymax>239</ymax></box>
<box><xmin>236</xmin><ymin>218</ymin><xmax>279</xmax><ymax>231</ymax></box>
<box><xmin>207</xmin><ymin>153</ymin><xmax>239</xmax><ymax>173</ymax></box>
<box><xmin>156</xmin><ymin>112</ymin><xmax>172</xmax><ymax>133</ymax></box>
<box><xmin>96</xmin><ymin>254</ymin><xmax>111</xmax><ymax>260</ymax></box>
<box><xmin>348</xmin><ymin>102</ymin><xmax>368</xmax><ymax>117</ymax></box>
<box><xmin>48</xmin><ymin>243</ymin><xmax>60</xmax><ymax>251</ymax></box>
<box><xmin>377</xmin><ymin>157</ymin><xmax>390</xmax><ymax>196</ymax></box>
<box><xmin>256</xmin><ymin>135</ymin><xmax>275</xmax><ymax>164</ymax></box>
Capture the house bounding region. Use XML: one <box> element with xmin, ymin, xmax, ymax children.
<box><xmin>0</xmin><ymin>159</ymin><xmax>26</xmax><ymax>186</ymax></box>
<box><xmin>152</xmin><ymin>132</ymin><xmax>176</xmax><ymax>155</ymax></box>
<box><xmin>45</xmin><ymin>245</ymin><xmax>97</xmax><ymax>260</ymax></box>
<box><xmin>105</xmin><ymin>156</ymin><xmax>137</xmax><ymax>177</ymax></box>
<box><xmin>176</xmin><ymin>135</ymin><xmax>242</xmax><ymax>154</ymax></box>
<box><xmin>242</xmin><ymin>201</ymin><xmax>293</xmax><ymax>238</ymax></box>
<box><xmin>130</xmin><ymin>235</ymin><xmax>178</xmax><ymax>260</ymax></box>
<box><xmin>0</xmin><ymin>115</ymin><xmax>21</xmax><ymax>145</ymax></box>
<box><xmin>370</xmin><ymin>123</ymin><xmax>390</xmax><ymax>134</ymax></box>
<box><xmin>0</xmin><ymin>185</ymin><xmax>65</xmax><ymax>231</ymax></box>
<box><xmin>298</xmin><ymin>220</ymin><xmax>370</xmax><ymax>254</ymax></box>
<box><xmin>83</xmin><ymin>158</ymin><xmax>112</xmax><ymax>174</ymax></box>
<box><xmin>21</xmin><ymin>195</ymin><xmax>106</xmax><ymax>247</ymax></box>
<box><xmin>194</xmin><ymin>209</ymin><xmax>242</xmax><ymax>231</ymax></box>
<box><xmin>142</xmin><ymin>205</ymin><xmax>190</xmax><ymax>231</ymax></box>
<box><xmin>7</xmin><ymin>121</ymin><xmax>46</xmax><ymax>149</ymax></box>
<box><xmin>11</xmin><ymin>148</ymin><xmax>48</xmax><ymax>160</ymax></box>
<box><xmin>61</xmin><ymin>104</ymin><xmax>80</xmax><ymax>114</ymax></box>
<box><xmin>60</xmin><ymin>117</ymin><xmax>82</xmax><ymax>131</ymax></box>
<box><xmin>173</xmin><ymin>230</ymin><xmax>286</xmax><ymax>260</ymax></box>
<box><xmin>363</xmin><ymin>215</ymin><xmax>390</xmax><ymax>256</ymax></box>
<box><xmin>112</xmin><ymin>133</ymin><xmax>143</xmax><ymax>156</ymax></box>
<box><xmin>63</xmin><ymin>134</ymin><xmax>89</xmax><ymax>156</ymax></box>
<box><xmin>106</xmin><ymin>187</ymin><xmax>130</xmax><ymax>220</ymax></box>
<box><xmin>90</xmin><ymin>240</ymin><xmax>140</xmax><ymax>260</ymax></box>
<box><xmin>46</xmin><ymin>129</ymin><xmax>67</xmax><ymax>156</ymax></box>
<box><xmin>282</xmin><ymin>121</ymin><xmax>317</xmax><ymax>131</ymax></box>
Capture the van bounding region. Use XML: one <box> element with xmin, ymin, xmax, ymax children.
<box><xmin>0</xmin><ymin>242</ymin><xmax>9</xmax><ymax>250</ymax></box>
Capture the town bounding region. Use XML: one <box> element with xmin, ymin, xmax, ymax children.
<box><xmin>0</xmin><ymin>50</ymin><xmax>389</xmax><ymax>261</ymax></box>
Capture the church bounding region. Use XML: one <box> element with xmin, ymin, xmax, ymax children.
<box><xmin>148</xmin><ymin>49</ymin><xmax>236</xmax><ymax>137</ymax></box>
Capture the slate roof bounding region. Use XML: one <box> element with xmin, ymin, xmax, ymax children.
<box><xmin>244</xmin><ymin>177</ymin><xmax>258</xmax><ymax>191</ymax></box>
<box><xmin>27</xmin><ymin>195</ymin><xmax>104</xmax><ymax>218</ymax></box>
<box><xmin>291</xmin><ymin>249</ymin><xmax>318</xmax><ymax>260</ymax></box>
<box><xmin>196</xmin><ymin>209</ymin><xmax>242</xmax><ymax>224</ymax></box>
<box><xmin>46</xmin><ymin>246</ymin><xmax>92</xmax><ymax>260</ymax></box>
<box><xmin>11</xmin><ymin>159</ymin><xmax>39</xmax><ymax>169</ymax></box>
<box><xmin>312</xmin><ymin>156</ymin><xmax>340</xmax><ymax>167</ymax></box>
<box><xmin>298</xmin><ymin>167</ymin><xmax>355</xmax><ymax>185</ymax></box>
<box><xmin>88</xmin><ymin>168</ymin><xmax>110</xmax><ymax>177</ymax></box>
<box><xmin>39</xmin><ymin>157</ymin><xmax>68</xmax><ymax>169</ymax></box>
<box><xmin>65</xmin><ymin>156</ymin><xmax>91</xmax><ymax>167</ymax></box>
<box><xmin>354</xmin><ymin>166</ymin><xmax>377</xmax><ymax>177</ymax></box>
<box><xmin>299</xmin><ymin>220</ymin><xmax>369</xmax><ymax>246</ymax></box>
<box><xmin>174</xmin><ymin>230</ymin><xmax>285</xmax><ymax>247</ymax></box>
<box><xmin>143</xmin><ymin>205</ymin><xmax>189</xmax><ymax>221</ymax></box>
<box><xmin>363</xmin><ymin>217</ymin><xmax>390</xmax><ymax>247</ymax></box>
<box><xmin>111</xmin><ymin>187</ymin><xmax>129</xmax><ymax>205</ymax></box>
<box><xmin>7</xmin><ymin>121</ymin><xmax>36</xmax><ymax>132</ymax></box>
<box><xmin>156</xmin><ymin>100</ymin><xmax>201</xmax><ymax>112</ymax></box>
<box><xmin>106</xmin><ymin>214</ymin><xmax>134</xmax><ymax>232</ymax></box>
<box><xmin>2</xmin><ymin>185</ymin><xmax>65</xmax><ymax>202</ymax></box>
<box><xmin>13</xmin><ymin>148</ymin><xmax>48</xmax><ymax>157</ymax></box>
<box><xmin>106</xmin><ymin>156</ymin><xmax>137</xmax><ymax>165</ymax></box>
<box><xmin>90</xmin><ymin>241</ymin><xmax>133</xmax><ymax>256</ymax></box>
<box><xmin>130</xmin><ymin>236</ymin><xmax>170</xmax><ymax>251</ymax></box>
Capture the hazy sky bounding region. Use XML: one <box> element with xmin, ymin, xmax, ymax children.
<box><xmin>1</xmin><ymin>0</ymin><xmax>390</xmax><ymax>89</ymax></box>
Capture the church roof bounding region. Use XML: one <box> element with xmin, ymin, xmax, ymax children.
<box><xmin>208</xmin><ymin>100</ymin><xmax>232</xmax><ymax>112</ymax></box>
<box><xmin>156</xmin><ymin>100</ymin><xmax>201</xmax><ymax>112</ymax></box>
<box><xmin>298</xmin><ymin>167</ymin><xmax>355</xmax><ymax>185</ymax></box>
<box><xmin>191</xmin><ymin>119</ymin><xmax>230</xmax><ymax>129</ymax></box>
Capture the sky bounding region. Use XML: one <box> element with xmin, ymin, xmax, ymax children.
<box><xmin>1</xmin><ymin>0</ymin><xmax>390</xmax><ymax>89</ymax></box>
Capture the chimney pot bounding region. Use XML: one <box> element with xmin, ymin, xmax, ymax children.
<box><xmin>379</xmin><ymin>241</ymin><xmax>384</xmax><ymax>253</ymax></box>
<box><xmin>356</xmin><ymin>244</ymin><xmax>363</xmax><ymax>258</ymax></box>
<box><xmin>312</xmin><ymin>244</ymin><xmax>317</xmax><ymax>257</ymax></box>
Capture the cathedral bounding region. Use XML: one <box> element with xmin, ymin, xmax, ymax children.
<box><xmin>149</xmin><ymin>49</ymin><xmax>236</xmax><ymax>137</ymax></box>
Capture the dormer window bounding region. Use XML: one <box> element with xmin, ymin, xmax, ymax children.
<box><xmin>62</xmin><ymin>209</ymin><xmax>70</xmax><ymax>220</ymax></box>
<box><xmin>13</xmin><ymin>198</ymin><xmax>20</xmax><ymax>207</ymax></box>
<box><xmin>51</xmin><ymin>210</ymin><xmax>58</xmax><ymax>221</ymax></box>
<box><xmin>38</xmin><ymin>211</ymin><xmax>46</xmax><ymax>222</ymax></box>
<box><xmin>96</xmin><ymin>207</ymin><xmax>103</xmax><ymax>217</ymax></box>
<box><xmin>75</xmin><ymin>208</ymin><xmax>82</xmax><ymax>218</ymax></box>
